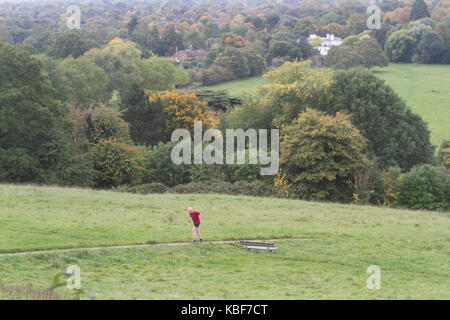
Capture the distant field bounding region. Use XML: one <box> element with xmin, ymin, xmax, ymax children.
<box><xmin>200</xmin><ymin>76</ymin><xmax>267</xmax><ymax>96</ymax></box>
<box><xmin>201</xmin><ymin>64</ymin><xmax>450</xmax><ymax>147</ymax></box>
<box><xmin>0</xmin><ymin>185</ymin><xmax>449</xmax><ymax>299</ymax></box>
<box><xmin>373</xmin><ymin>64</ymin><xmax>450</xmax><ymax>147</ymax></box>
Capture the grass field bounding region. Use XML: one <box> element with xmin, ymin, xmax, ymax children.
<box><xmin>373</xmin><ymin>64</ymin><xmax>450</xmax><ymax>147</ymax></box>
<box><xmin>201</xmin><ymin>64</ymin><xmax>450</xmax><ymax>147</ymax></box>
<box><xmin>200</xmin><ymin>76</ymin><xmax>267</xmax><ymax>96</ymax></box>
<box><xmin>0</xmin><ymin>184</ymin><xmax>449</xmax><ymax>299</ymax></box>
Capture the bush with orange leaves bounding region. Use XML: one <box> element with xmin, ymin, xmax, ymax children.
<box><xmin>223</xmin><ymin>35</ymin><xmax>249</xmax><ymax>48</ymax></box>
<box><xmin>148</xmin><ymin>90</ymin><xmax>218</xmax><ymax>139</ymax></box>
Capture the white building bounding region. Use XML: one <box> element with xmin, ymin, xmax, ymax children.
<box><xmin>307</xmin><ymin>34</ymin><xmax>343</xmax><ymax>56</ymax></box>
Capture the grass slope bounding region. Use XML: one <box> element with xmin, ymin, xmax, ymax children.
<box><xmin>373</xmin><ymin>64</ymin><xmax>450</xmax><ymax>147</ymax></box>
<box><xmin>200</xmin><ymin>76</ymin><xmax>267</xmax><ymax>96</ymax></box>
<box><xmin>0</xmin><ymin>184</ymin><xmax>449</xmax><ymax>299</ymax></box>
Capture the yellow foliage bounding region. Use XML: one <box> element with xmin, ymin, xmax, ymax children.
<box><xmin>149</xmin><ymin>90</ymin><xmax>217</xmax><ymax>137</ymax></box>
<box><xmin>273</xmin><ymin>171</ymin><xmax>292</xmax><ymax>198</ymax></box>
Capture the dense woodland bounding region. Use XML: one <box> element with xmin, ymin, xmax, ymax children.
<box><xmin>0</xmin><ymin>0</ymin><xmax>449</xmax><ymax>210</ymax></box>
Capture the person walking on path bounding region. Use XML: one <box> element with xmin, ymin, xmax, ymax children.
<box><xmin>188</xmin><ymin>207</ymin><xmax>203</xmax><ymax>243</ymax></box>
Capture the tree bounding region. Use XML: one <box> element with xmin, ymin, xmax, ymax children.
<box><xmin>371</xmin><ymin>24</ymin><xmax>391</xmax><ymax>48</ymax></box>
<box><xmin>271</xmin><ymin>31</ymin><xmax>296</xmax><ymax>44</ymax></box>
<box><xmin>411</xmin><ymin>0</ymin><xmax>430</xmax><ymax>21</ymax></box>
<box><xmin>86</xmin><ymin>107</ymin><xmax>131</xmax><ymax>144</ymax></box>
<box><xmin>347</xmin><ymin>13</ymin><xmax>365</xmax><ymax>35</ymax></box>
<box><xmin>215</xmin><ymin>46</ymin><xmax>250</xmax><ymax>78</ymax></box>
<box><xmin>294</xmin><ymin>18</ymin><xmax>319</xmax><ymax>38</ymax></box>
<box><xmin>324</xmin><ymin>45</ymin><xmax>364</xmax><ymax>69</ymax></box>
<box><xmin>220</xmin><ymin>95</ymin><xmax>273</xmax><ymax>132</ymax></box>
<box><xmin>138</xmin><ymin>56</ymin><xmax>188</xmax><ymax>91</ymax></box>
<box><xmin>90</xmin><ymin>138</ymin><xmax>145</xmax><ymax>188</ymax></box>
<box><xmin>280</xmin><ymin>108</ymin><xmax>370</xmax><ymax>202</ymax></box>
<box><xmin>0</xmin><ymin>24</ymin><xmax>12</xmax><ymax>43</ymax></box>
<box><xmin>319</xmin><ymin>12</ymin><xmax>347</xmax><ymax>26</ymax></box>
<box><xmin>384</xmin><ymin>7</ymin><xmax>411</xmax><ymax>25</ymax></box>
<box><xmin>148</xmin><ymin>91</ymin><xmax>217</xmax><ymax>141</ymax></box>
<box><xmin>127</xmin><ymin>17</ymin><xmax>138</xmax><ymax>37</ymax></box>
<box><xmin>0</xmin><ymin>40</ymin><xmax>77</xmax><ymax>183</ymax></box>
<box><xmin>20</xmin><ymin>31</ymin><xmax>53</xmax><ymax>54</ymax></box>
<box><xmin>257</xmin><ymin>60</ymin><xmax>334</xmax><ymax>126</ymax></box>
<box><xmin>48</xmin><ymin>33</ymin><xmax>87</xmax><ymax>59</ymax></box>
<box><xmin>222</xmin><ymin>34</ymin><xmax>249</xmax><ymax>48</ymax></box>
<box><xmin>183</xmin><ymin>30</ymin><xmax>207</xmax><ymax>49</ymax></box>
<box><xmin>385</xmin><ymin>29</ymin><xmax>417</xmax><ymax>62</ymax></box>
<box><xmin>241</xmin><ymin>47</ymin><xmax>266</xmax><ymax>76</ymax></box>
<box><xmin>230</xmin><ymin>24</ymin><xmax>249</xmax><ymax>37</ymax></box>
<box><xmin>84</xmin><ymin>38</ymin><xmax>141</xmax><ymax>97</ymax></box>
<box><xmin>267</xmin><ymin>41</ymin><xmax>302</xmax><ymax>62</ymax></box>
<box><xmin>121</xmin><ymin>83</ymin><xmax>166</xmax><ymax>146</ymax></box>
<box><xmin>438</xmin><ymin>138</ymin><xmax>450</xmax><ymax>169</ymax></box>
<box><xmin>203</xmin><ymin>21</ymin><xmax>221</xmax><ymax>38</ymax></box>
<box><xmin>324</xmin><ymin>69</ymin><xmax>434</xmax><ymax>170</ymax></box>
<box><xmin>265</xmin><ymin>13</ymin><xmax>280</xmax><ymax>31</ymax></box>
<box><xmin>159</xmin><ymin>23</ymin><xmax>183</xmax><ymax>56</ymax></box>
<box><xmin>146</xmin><ymin>141</ymin><xmax>190</xmax><ymax>187</ymax></box>
<box><xmin>131</xmin><ymin>23</ymin><xmax>160</xmax><ymax>56</ymax></box>
<box><xmin>321</xmin><ymin>23</ymin><xmax>352</xmax><ymax>38</ymax></box>
<box><xmin>417</xmin><ymin>31</ymin><xmax>445</xmax><ymax>63</ymax></box>
<box><xmin>41</xmin><ymin>56</ymin><xmax>110</xmax><ymax>106</ymax></box>
<box><xmin>436</xmin><ymin>16</ymin><xmax>450</xmax><ymax>44</ymax></box>
<box><xmin>204</xmin><ymin>44</ymin><xmax>219</xmax><ymax>67</ymax></box>
<box><xmin>395</xmin><ymin>165</ymin><xmax>449</xmax><ymax>211</ymax></box>
<box><xmin>356</xmin><ymin>38</ymin><xmax>389</xmax><ymax>68</ymax></box>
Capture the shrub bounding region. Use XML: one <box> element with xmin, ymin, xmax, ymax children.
<box><xmin>90</xmin><ymin>139</ymin><xmax>145</xmax><ymax>188</ymax></box>
<box><xmin>395</xmin><ymin>165</ymin><xmax>449</xmax><ymax>211</ymax></box>
<box><xmin>385</xmin><ymin>29</ymin><xmax>417</xmax><ymax>62</ymax></box>
<box><xmin>438</xmin><ymin>138</ymin><xmax>450</xmax><ymax>169</ymax></box>
<box><xmin>168</xmin><ymin>180</ymin><xmax>275</xmax><ymax>197</ymax></box>
<box><xmin>117</xmin><ymin>182</ymin><xmax>168</xmax><ymax>194</ymax></box>
<box><xmin>86</xmin><ymin>107</ymin><xmax>131</xmax><ymax>144</ymax></box>
<box><xmin>324</xmin><ymin>45</ymin><xmax>364</xmax><ymax>69</ymax></box>
<box><xmin>148</xmin><ymin>90</ymin><xmax>217</xmax><ymax>140</ymax></box>
<box><xmin>145</xmin><ymin>141</ymin><xmax>191</xmax><ymax>187</ymax></box>
<box><xmin>280</xmin><ymin>108</ymin><xmax>371</xmax><ymax>202</ymax></box>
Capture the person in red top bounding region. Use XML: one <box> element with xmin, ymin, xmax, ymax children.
<box><xmin>188</xmin><ymin>207</ymin><xmax>203</xmax><ymax>243</ymax></box>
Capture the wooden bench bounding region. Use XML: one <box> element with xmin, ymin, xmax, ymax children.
<box><xmin>240</xmin><ymin>241</ymin><xmax>278</xmax><ymax>252</ymax></box>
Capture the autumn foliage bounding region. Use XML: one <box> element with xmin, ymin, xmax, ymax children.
<box><xmin>280</xmin><ymin>108</ymin><xmax>371</xmax><ymax>202</ymax></box>
<box><xmin>148</xmin><ymin>90</ymin><xmax>217</xmax><ymax>138</ymax></box>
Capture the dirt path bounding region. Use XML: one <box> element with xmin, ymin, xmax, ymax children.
<box><xmin>0</xmin><ymin>238</ymin><xmax>308</xmax><ymax>257</ymax></box>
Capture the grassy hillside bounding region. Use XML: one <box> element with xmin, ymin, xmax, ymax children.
<box><xmin>200</xmin><ymin>64</ymin><xmax>450</xmax><ymax>147</ymax></box>
<box><xmin>0</xmin><ymin>184</ymin><xmax>448</xmax><ymax>299</ymax></box>
<box><xmin>373</xmin><ymin>64</ymin><xmax>450</xmax><ymax>147</ymax></box>
<box><xmin>200</xmin><ymin>76</ymin><xmax>267</xmax><ymax>96</ymax></box>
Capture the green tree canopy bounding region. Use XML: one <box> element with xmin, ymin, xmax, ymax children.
<box><xmin>0</xmin><ymin>40</ymin><xmax>77</xmax><ymax>183</ymax></box>
<box><xmin>84</xmin><ymin>38</ymin><xmax>142</xmax><ymax>97</ymax></box>
<box><xmin>48</xmin><ymin>32</ymin><xmax>87</xmax><ymax>59</ymax></box>
<box><xmin>324</xmin><ymin>69</ymin><xmax>434</xmax><ymax>170</ymax></box>
<box><xmin>324</xmin><ymin>45</ymin><xmax>364</xmax><ymax>69</ymax></box>
<box><xmin>411</xmin><ymin>0</ymin><xmax>430</xmax><ymax>21</ymax></box>
<box><xmin>417</xmin><ymin>31</ymin><xmax>445</xmax><ymax>63</ymax></box>
<box><xmin>280</xmin><ymin>108</ymin><xmax>370</xmax><ymax>202</ymax></box>
<box><xmin>385</xmin><ymin>29</ymin><xmax>417</xmax><ymax>62</ymax></box>
<box><xmin>356</xmin><ymin>38</ymin><xmax>389</xmax><ymax>68</ymax></box>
